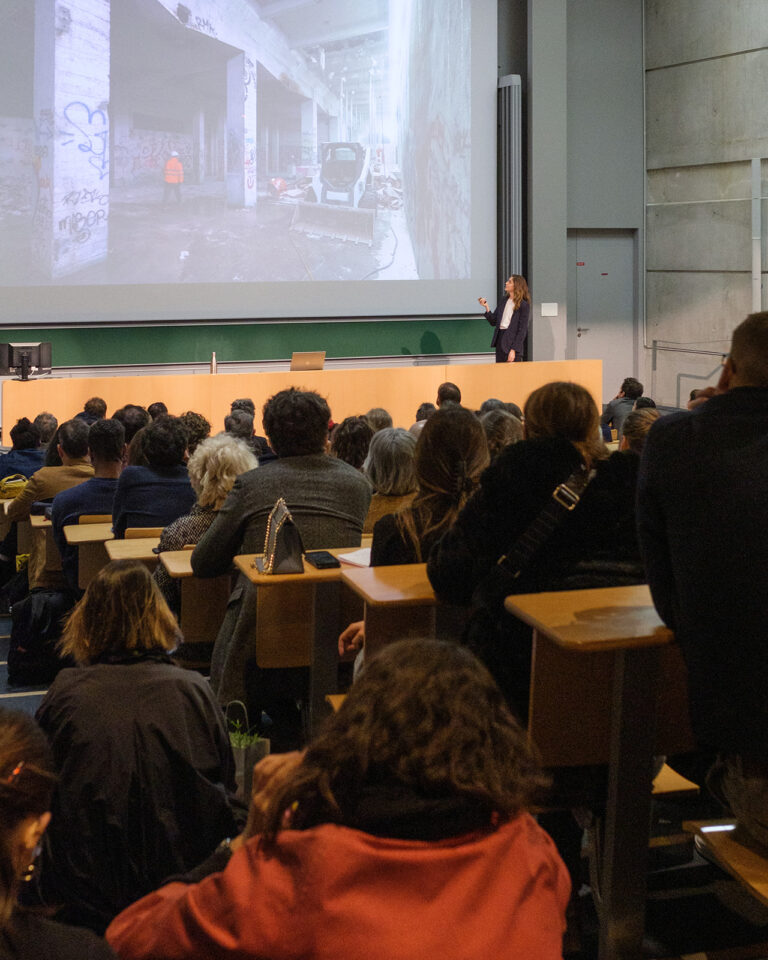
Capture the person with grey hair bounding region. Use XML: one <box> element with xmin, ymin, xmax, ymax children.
<box><xmin>153</xmin><ymin>433</ymin><xmax>258</xmax><ymax>620</ymax></box>
<box><xmin>480</xmin><ymin>409</ymin><xmax>523</xmax><ymax>461</ymax></box>
<box><xmin>33</xmin><ymin>411</ymin><xmax>58</xmax><ymax>446</ymax></box>
<box><xmin>363</xmin><ymin>428</ymin><xmax>418</xmax><ymax>533</ymax></box>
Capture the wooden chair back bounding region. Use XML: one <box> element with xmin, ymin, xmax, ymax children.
<box><xmin>180</xmin><ymin>574</ymin><xmax>232</xmax><ymax>645</ymax></box>
<box><xmin>124</xmin><ymin>527</ymin><xmax>163</xmax><ymax>539</ymax></box>
<box><xmin>78</xmin><ymin>514</ymin><xmax>112</xmax><ymax>524</ymax></box>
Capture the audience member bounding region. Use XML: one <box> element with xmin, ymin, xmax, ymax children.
<box><xmin>0</xmin><ymin>419</ymin><xmax>44</xmax><ymax>480</ymax></box>
<box><xmin>42</xmin><ymin>426</ymin><xmax>63</xmax><ymax>467</ymax></box>
<box><xmin>633</xmin><ymin>396</ymin><xmax>656</xmax><ymax>410</ymax></box>
<box><xmin>192</xmin><ymin>388</ymin><xmax>371</xmax><ymax>745</ymax></box>
<box><xmin>330</xmin><ymin>415</ymin><xmax>374</xmax><ymax>470</ymax></box>
<box><xmin>372</xmin><ymin>407</ymin><xmax>488</xmax><ymax>566</ymax></box>
<box><xmin>362</xmin><ymin>427</ymin><xmax>417</xmax><ymax>533</ymax></box>
<box><xmin>365</xmin><ymin>407</ymin><xmax>393</xmax><ymax>432</ymax></box>
<box><xmin>600</xmin><ymin>376</ymin><xmax>643</xmax><ymax>441</ymax></box>
<box><xmin>32</xmin><ymin>561</ymin><xmax>240</xmax><ymax>934</ymax></box>
<box><xmin>112</xmin><ymin>416</ymin><xmax>195</xmax><ymax>538</ymax></box>
<box><xmin>178</xmin><ymin>410</ymin><xmax>211</xmax><ymax>456</ymax></box>
<box><xmin>341</xmin><ymin>409</ymin><xmax>488</xmax><ymax>662</ymax></box>
<box><xmin>0</xmin><ymin>707</ymin><xmax>115</xmax><ymax>958</ymax></box>
<box><xmin>229</xmin><ymin>399</ymin><xmax>269</xmax><ymax>455</ymax></box>
<box><xmin>408</xmin><ymin>401</ymin><xmax>436</xmax><ymax>438</ymax></box>
<box><xmin>51</xmin><ymin>419</ymin><xmax>125</xmax><ymax>592</ymax></box>
<box><xmin>126</xmin><ymin>426</ymin><xmax>148</xmax><ymax>466</ymax></box>
<box><xmin>479</xmin><ymin>397</ymin><xmax>505</xmax><ymax>414</ymax></box>
<box><xmin>154</xmin><ymin>434</ymin><xmax>258</xmax><ymax>616</ymax></box>
<box><xmin>428</xmin><ymin>381</ymin><xmax>644</xmax><ymax>715</ymax></box>
<box><xmin>33</xmin><ymin>412</ymin><xmax>57</xmax><ymax>446</ymax></box>
<box><xmin>75</xmin><ymin>397</ymin><xmax>107</xmax><ymax>425</ymax></box>
<box><xmin>619</xmin><ymin>407</ymin><xmax>660</xmax><ymax>455</ymax></box>
<box><xmin>505</xmin><ymin>400</ymin><xmax>523</xmax><ymax>420</ymax></box>
<box><xmin>8</xmin><ymin>420</ymin><xmax>94</xmax><ymax>591</ymax></box>
<box><xmin>638</xmin><ymin>311</ymin><xmax>768</xmax><ymax>850</ymax></box>
<box><xmin>480</xmin><ymin>408</ymin><xmax>523</xmax><ymax>460</ymax></box>
<box><xmin>224</xmin><ymin>409</ymin><xmax>264</xmax><ymax>457</ymax></box>
<box><xmin>107</xmin><ymin>640</ymin><xmax>568</xmax><ymax>960</ymax></box>
<box><xmin>687</xmin><ymin>386</ymin><xmax>717</xmax><ymax>410</ymax></box>
<box><xmin>112</xmin><ymin>404</ymin><xmax>150</xmax><ymax>445</ymax></box>
<box><xmin>436</xmin><ymin>381</ymin><xmax>461</xmax><ymax>406</ymax></box>
<box><xmin>148</xmin><ymin>401</ymin><xmax>168</xmax><ymax>420</ymax></box>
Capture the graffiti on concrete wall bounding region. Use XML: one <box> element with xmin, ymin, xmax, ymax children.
<box><xmin>62</xmin><ymin>101</ymin><xmax>110</xmax><ymax>180</ymax></box>
<box><xmin>113</xmin><ymin>129</ymin><xmax>193</xmax><ymax>185</ymax></box>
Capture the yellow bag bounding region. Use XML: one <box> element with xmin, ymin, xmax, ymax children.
<box><xmin>0</xmin><ymin>474</ymin><xmax>28</xmax><ymax>499</ymax></box>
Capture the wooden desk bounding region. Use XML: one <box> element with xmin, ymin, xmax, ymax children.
<box><xmin>159</xmin><ymin>550</ymin><xmax>231</xmax><ymax>646</ymax></box>
<box><xmin>105</xmin><ymin>537</ymin><xmax>160</xmax><ymax>568</ymax></box>
<box><xmin>340</xmin><ymin>563</ymin><xmax>469</xmax><ymax>657</ymax></box>
<box><xmin>505</xmin><ymin>586</ymin><xmax>682</xmax><ymax>960</ymax></box>
<box><xmin>235</xmin><ymin>552</ymin><xmax>347</xmax><ymax>735</ymax></box>
<box><xmin>30</xmin><ymin>513</ymin><xmax>61</xmax><ymax>573</ymax></box>
<box><xmin>64</xmin><ymin>522</ymin><xmax>114</xmax><ymax>589</ymax></box>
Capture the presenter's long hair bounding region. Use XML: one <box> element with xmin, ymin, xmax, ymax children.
<box><xmin>511</xmin><ymin>275</ymin><xmax>530</xmax><ymax>310</ymax></box>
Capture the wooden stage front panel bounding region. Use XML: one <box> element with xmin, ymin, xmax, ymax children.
<box><xmin>1</xmin><ymin>359</ymin><xmax>602</xmax><ymax>439</ymax></box>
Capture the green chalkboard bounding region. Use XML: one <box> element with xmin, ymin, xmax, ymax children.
<box><xmin>0</xmin><ymin>319</ymin><xmax>491</xmax><ymax>367</ymax></box>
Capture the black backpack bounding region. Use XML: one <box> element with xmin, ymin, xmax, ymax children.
<box><xmin>7</xmin><ymin>589</ymin><xmax>75</xmax><ymax>686</ymax></box>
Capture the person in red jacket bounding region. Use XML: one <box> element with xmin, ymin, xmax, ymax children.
<box><xmin>107</xmin><ymin>639</ymin><xmax>570</xmax><ymax>960</ymax></box>
<box><xmin>163</xmin><ymin>151</ymin><xmax>184</xmax><ymax>204</ymax></box>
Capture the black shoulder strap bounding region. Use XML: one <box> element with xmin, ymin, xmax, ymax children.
<box><xmin>496</xmin><ymin>465</ymin><xmax>596</xmax><ymax>580</ymax></box>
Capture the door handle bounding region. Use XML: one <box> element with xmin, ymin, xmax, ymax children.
<box><xmin>576</xmin><ymin>327</ymin><xmax>590</xmax><ymax>338</ymax></box>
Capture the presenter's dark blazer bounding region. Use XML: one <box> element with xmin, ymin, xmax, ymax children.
<box><xmin>485</xmin><ymin>297</ymin><xmax>530</xmax><ymax>362</ymax></box>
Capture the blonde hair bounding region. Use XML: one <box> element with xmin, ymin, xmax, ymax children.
<box><xmin>523</xmin><ymin>381</ymin><xmax>607</xmax><ymax>468</ymax></box>
<box><xmin>188</xmin><ymin>434</ymin><xmax>258</xmax><ymax>510</ymax></box>
<box><xmin>59</xmin><ymin>561</ymin><xmax>180</xmax><ymax>663</ymax></box>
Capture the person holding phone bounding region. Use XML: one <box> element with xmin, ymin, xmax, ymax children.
<box><xmin>478</xmin><ymin>274</ymin><xmax>531</xmax><ymax>363</ymax></box>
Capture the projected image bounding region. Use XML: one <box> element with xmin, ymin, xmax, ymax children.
<box><xmin>0</xmin><ymin>0</ymin><xmax>471</xmax><ymax>287</ymax></box>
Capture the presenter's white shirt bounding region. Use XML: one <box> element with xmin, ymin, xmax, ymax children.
<box><xmin>499</xmin><ymin>297</ymin><xmax>514</xmax><ymax>330</ymax></box>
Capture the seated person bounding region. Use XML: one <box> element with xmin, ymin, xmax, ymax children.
<box><xmin>33</xmin><ymin>412</ymin><xmax>57</xmax><ymax>447</ymax></box>
<box><xmin>230</xmin><ymin>398</ymin><xmax>269</xmax><ymax>455</ymax></box>
<box><xmin>362</xmin><ymin>427</ymin><xmax>417</xmax><ymax>533</ymax></box>
<box><xmin>480</xmin><ymin>408</ymin><xmax>523</xmax><ymax>461</ymax></box>
<box><xmin>30</xmin><ymin>561</ymin><xmax>241</xmax><ymax>934</ymax></box>
<box><xmin>619</xmin><ymin>407</ymin><xmax>660</xmax><ymax>456</ymax></box>
<box><xmin>600</xmin><ymin>376</ymin><xmax>643</xmax><ymax>441</ymax></box>
<box><xmin>0</xmin><ymin>418</ymin><xmax>45</xmax><ymax>479</ymax></box>
<box><xmin>192</xmin><ymin>388</ymin><xmax>371</xmax><ymax>745</ymax></box>
<box><xmin>436</xmin><ymin>380</ymin><xmax>461</xmax><ymax>407</ymax></box>
<box><xmin>408</xmin><ymin>401</ymin><xmax>435</xmax><ymax>438</ymax></box>
<box><xmin>224</xmin><ymin>409</ymin><xmax>264</xmax><ymax>458</ymax></box>
<box><xmin>111</xmin><ymin>404</ymin><xmax>150</xmax><ymax>446</ymax></box>
<box><xmin>0</xmin><ymin>707</ymin><xmax>115</xmax><ymax>959</ymax></box>
<box><xmin>8</xmin><ymin>419</ymin><xmax>94</xmax><ymax>591</ymax></box>
<box><xmin>51</xmin><ymin>418</ymin><xmax>125</xmax><ymax>592</ymax></box>
<box><xmin>364</xmin><ymin>407</ymin><xmax>393</xmax><ymax>432</ymax></box>
<box><xmin>428</xmin><ymin>382</ymin><xmax>644</xmax><ymax>715</ymax></box>
<box><xmin>153</xmin><ymin>434</ymin><xmax>258</xmax><ymax>616</ymax></box>
<box><xmin>112</xmin><ymin>416</ymin><xmax>195</xmax><ymax>538</ymax></box>
<box><xmin>148</xmin><ymin>401</ymin><xmax>168</xmax><ymax>420</ymax></box>
<box><xmin>178</xmin><ymin>411</ymin><xmax>210</xmax><ymax>457</ymax></box>
<box><xmin>75</xmin><ymin>396</ymin><xmax>107</xmax><ymax>425</ymax></box>
<box><xmin>106</xmin><ymin>640</ymin><xmax>569</xmax><ymax>960</ymax></box>
<box><xmin>330</xmin><ymin>415</ymin><xmax>373</xmax><ymax>471</ymax></box>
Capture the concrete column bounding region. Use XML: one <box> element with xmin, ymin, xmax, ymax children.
<box><xmin>301</xmin><ymin>99</ymin><xmax>318</xmax><ymax>164</ymax></box>
<box><xmin>193</xmin><ymin>111</ymin><xmax>205</xmax><ymax>184</ymax></box>
<box><xmin>226</xmin><ymin>51</ymin><xmax>257</xmax><ymax>208</ymax></box>
<box><xmin>527</xmin><ymin>0</ymin><xmax>568</xmax><ymax>360</ymax></box>
<box><xmin>33</xmin><ymin>0</ymin><xmax>110</xmax><ymax>279</ymax></box>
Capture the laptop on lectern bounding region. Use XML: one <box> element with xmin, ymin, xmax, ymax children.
<box><xmin>290</xmin><ymin>351</ymin><xmax>326</xmax><ymax>371</ymax></box>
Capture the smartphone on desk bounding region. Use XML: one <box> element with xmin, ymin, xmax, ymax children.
<box><xmin>305</xmin><ymin>550</ymin><xmax>341</xmax><ymax>569</ymax></box>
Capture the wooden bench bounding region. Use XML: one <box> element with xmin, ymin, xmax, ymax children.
<box><xmin>63</xmin><ymin>517</ymin><xmax>113</xmax><ymax>589</ymax></box>
<box><xmin>159</xmin><ymin>549</ymin><xmax>231</xmax><ymax>649</ymax></box>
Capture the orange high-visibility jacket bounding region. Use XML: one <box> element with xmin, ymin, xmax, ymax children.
<box><xmin>164</xmin><ymin>157</ymin><xmax>184</xmax><ymax>184</ymax></box>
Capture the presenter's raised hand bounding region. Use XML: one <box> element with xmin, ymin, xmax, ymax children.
<box><xmin>478</xmin><ymin>297</ymin><xmax>489</xmax><ymax>311</ymax></box>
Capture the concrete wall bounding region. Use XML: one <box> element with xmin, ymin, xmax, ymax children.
<box><xmin>645</xmin><ymin>0</ymin><xmax>768</xmax><ymax>405</ymax></box>
<box><xmin>0</xmin><ymin>117</ymin><xmax>35</xmax><ymax>216</ymax></box>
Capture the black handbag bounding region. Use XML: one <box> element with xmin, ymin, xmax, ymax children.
<box><xmin>253</xmin><ymin>498</ymin><xmax>305</xmax><ymax>574</ymax></box>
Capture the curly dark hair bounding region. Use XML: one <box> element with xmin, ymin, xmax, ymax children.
<box><xmin>262</xmin><ymin>388</ymin><xmax>330</xmax><ymax>457</ymax></box>
<box><xmin>9</xmin><ymin>418</ymin><xmax>40</xmax><ymax>451</ymax></box>
<box><xmin>330</xmin><ymin>416</ymin><xmax>374</xmax><ymax>470</ymax></box>
<box><xmin>112</xmin><ymin>405</ymin><xmax>150</xmax><ymax>444</ymax></box>
<box><xmin>259</xmin><ymin>639</ymin><xmax>547</xmax><ymax>842</ymax></box>
<box><xmin>143</xmin><ymin>415</ymin><xmax>187</xmax><ymax>469</ymax></box>
<box><xmin>178</xmin><ymin>411</ymin><xmax>211</xmax><ymax>456</ymax></box>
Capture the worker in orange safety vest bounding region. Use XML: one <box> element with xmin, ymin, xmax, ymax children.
<box><xmin>163</xmin><ymin>151</ymin><xmax>184</xmax><ymax>204</ymax></box>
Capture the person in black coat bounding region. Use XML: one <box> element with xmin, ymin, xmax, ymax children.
<box><xmin>428</xmin><ymin>382</ymin><xmax>644</xmax><ymax>716</ymax></box>
<box><xmin>0</xmin><ymin>706</ymin><xmax>115</xmax><ymax>959</ymax></box>
<box><xmin>478</xmin><ymin>274</ymin><xmax>531</xmax><ymax>363</ymax></box>
<box><xmin>638</xmin><ymin>311</ymin><xmax>768</xmax><ymax>849</ymax></box>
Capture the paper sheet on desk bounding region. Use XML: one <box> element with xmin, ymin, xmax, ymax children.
<box><xmin>337</xmin><ymin>548</ymin><xmax>371</xmax><ymax>567</ymax></box>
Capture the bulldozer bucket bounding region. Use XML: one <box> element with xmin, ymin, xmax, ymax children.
<box><xmin>290</xmin><ymin>202</ymin><xmax>375</xmax><ymax>246</ymax></box>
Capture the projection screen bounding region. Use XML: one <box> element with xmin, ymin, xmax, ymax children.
<box><xmin>0</xmin><ymin>0</ymin><xmax>498</xmax><ymax>325</ymax></box>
